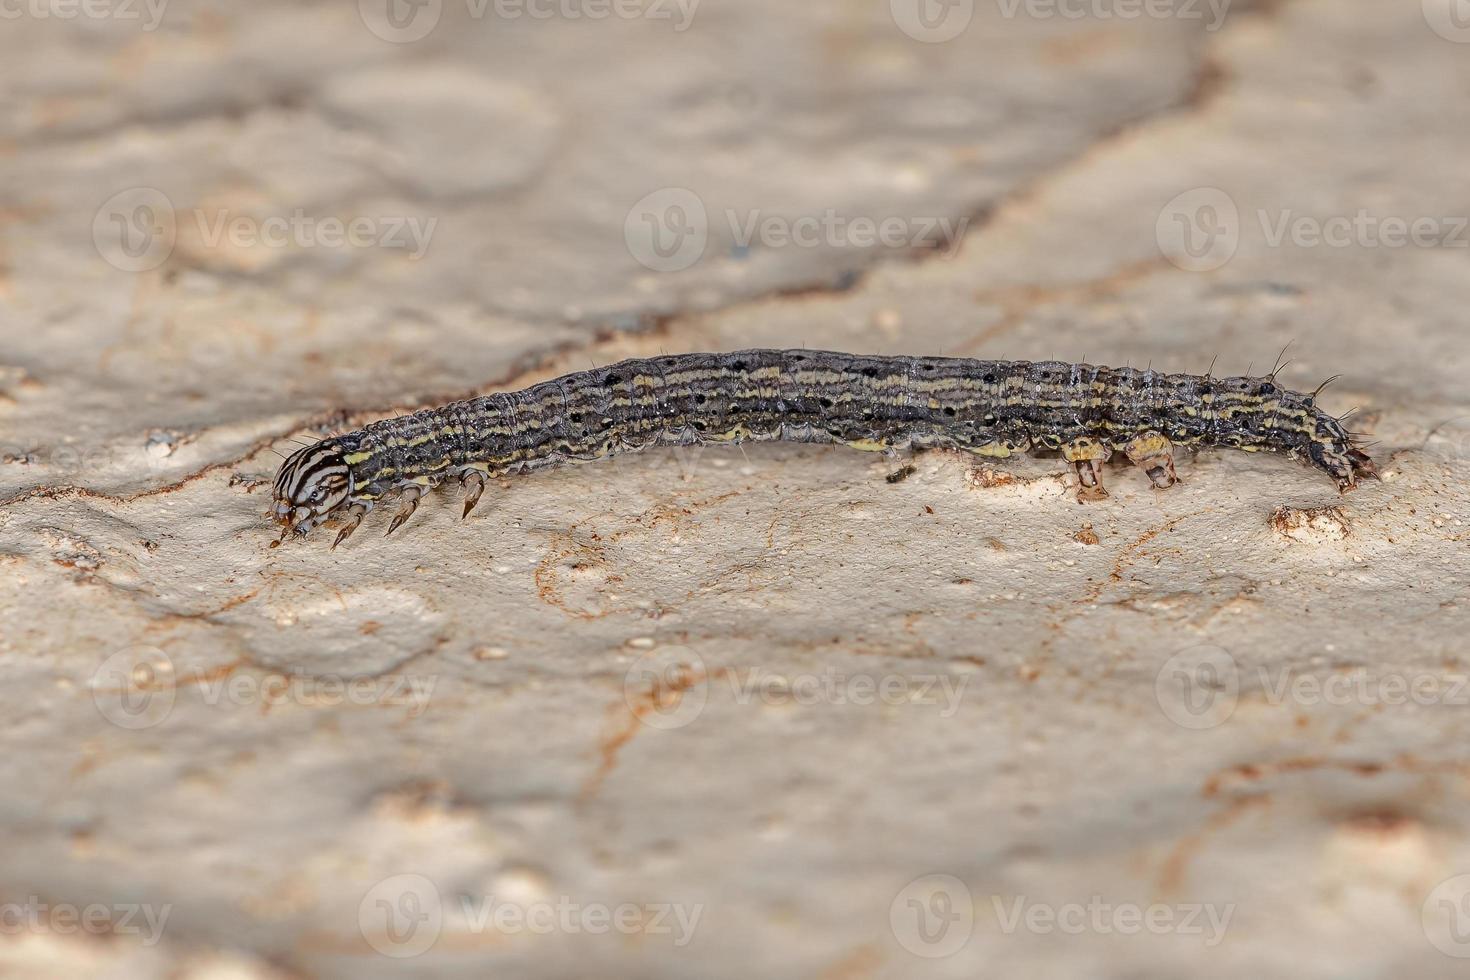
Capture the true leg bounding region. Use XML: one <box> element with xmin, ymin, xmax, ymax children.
<box><xmin>385</xmin><ymin>485</ymin><xmax>425</xmax><ymax>536</ymax></box>
<box><xmin>461</xmin><ymin>469</ymin><xmax>487</xmax><ymax>518</ymax></box>
<box><xmin>332</xmin><ymin>503</ymin><xmax>370</xmax><ymax>550</ymax></box>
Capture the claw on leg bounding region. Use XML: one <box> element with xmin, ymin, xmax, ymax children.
<box><xmin>461</xmin><ymin>470</ymin><xmax>486</xmax><ymax>519</ymax></box>
<box><xmin>1123</xmin><ymin>432</ymin><xmax>1179</xmax><ymax>490</ymax></box>
<box><xmin>332</xmin><ymin>503</ymin><xmax>369</xmax><ymax>550</ymax></box>
<box><xmin>385</xmin><ymin>486</ymin><xmax>423</xmax><ymax>537</ymax></box>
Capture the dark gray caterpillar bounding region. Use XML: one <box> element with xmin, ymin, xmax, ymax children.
<box><xmin>271</xmin><ymin>349</ymin><xmax>1376</xmax><ymax>547</ymax></box>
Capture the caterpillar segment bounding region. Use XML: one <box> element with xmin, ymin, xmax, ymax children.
<box><xmin>270</xmin><ymin>349</ymin><xmax>1378</xmax><ymax>544</ymax></box>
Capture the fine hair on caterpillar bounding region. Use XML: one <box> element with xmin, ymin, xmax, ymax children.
<box><xmin>270</xmin><ymin>349</ymin><xmax>1378</xmax><ymax>548</ymax></box>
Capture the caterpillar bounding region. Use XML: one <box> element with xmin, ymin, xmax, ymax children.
<box><xmin>270</xmin><ymin>349</ymin><xmax>1376</xmax><ymax>548</ymax></box>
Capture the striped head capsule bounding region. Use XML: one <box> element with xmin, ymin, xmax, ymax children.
<box><xmin>272</xmin><ymin>440</ymin><xmax>353</xmax><ymax>538</ymax></box>
<box><xmin>1304</xmin><ymin>410</ymin><xmax>1378</xmax><ymax>491</ymax></box>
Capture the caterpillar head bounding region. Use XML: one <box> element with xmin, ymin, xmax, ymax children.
<box><xmin>1307</xmin><ymin>413</ymin><xmax>1378</xmax><ymax>491</ymax></box>
<box><xmin>272</xmin><ymin>441</ymin><xmax>352</xmax><ymax>537</ymax></box>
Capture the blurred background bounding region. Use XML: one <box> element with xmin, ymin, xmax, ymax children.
<box><xmin>3</xmin><ymin>1</ymin><xmax>1470</xmax><ymax>978</ymax></box>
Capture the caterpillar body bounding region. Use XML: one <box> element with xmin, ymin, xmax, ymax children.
<box><xmin>271</xmin><ymin>349</ymin><xmax>1376</xmax><ymax>547</ymax></box>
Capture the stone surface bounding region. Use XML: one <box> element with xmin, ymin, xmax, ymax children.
<box><xmin>2</xmin><ymin>0</ymin><xmax>1469</xmax><ymax>977</ymax></box>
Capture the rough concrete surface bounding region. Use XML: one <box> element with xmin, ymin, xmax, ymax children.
<box><xmin>1</xmin><ymin>0</ymin><xmax>1469</xmax><ymax>977</ymax></box>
